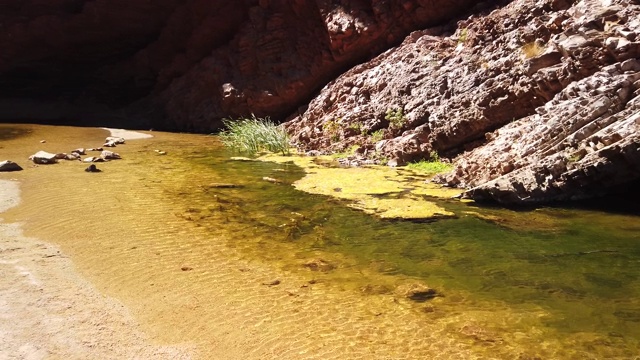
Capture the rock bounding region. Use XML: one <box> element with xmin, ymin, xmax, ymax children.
<box><xmin>72</xmin><ymin>148</ymin><xmax>86</xmax><ymax>155</ymax></box>
<box><xmin>0</xmin><ymin>160</ymin><xmax>23</xmax><ymax>172</ymax></box>
<box><xmin>85</xmin><ymin>164</ymin><xmax>101</xmax><ymax>173</ymax></box>
<box><xmin>154</xmin><ymin>150</ymin><xmax>167</xmax><ymax>155</ymax></box>
<box><xmin>100</xmin><ymin>151</ymin><xmax>121</xmax><ymax>160</ymax></box>
<box><xmin>40</xmin><ymin>140</ymin><xmax>46</xmax><ymax>143</ymax></box>
<box><xmin>105</xmin><ymin>137</ymin><xmax>125</xmax><ymax>144</ymax></box>
<box><xmin>262</xmin><ymin>176</ymin><xmax>282</xmax><ymax>184</ymax></box>
<box><xmin>29</xmin><ymin>151</ymin><xmax>58</xmax><ymax>164</ymax></box>
<box><xmin>285</xmin><ymin>0</ymin><xmax>640</xmax><ymax>204</ymax></box>
<box><xmin>0</xmin><ymin>0</ymin><xmax>478</xmax><ymax>131</ymax></box>
<box><xmin>103</xmin><ymin>141</ymin><xmax>117</xmax><ymax>147</ymax></box>
<box><xmin>83</xmin><ymin>157</ymin><xmax>107</xmax><ymax>163</ymax></box>
<box><xmin>302</xmin><ymin>259</ymin><xmax>335</xmax><ymax>272</ymax></box>
<box><xmin>395</xmin><ymin>283</ymin><xmax>439</xmax><ymax>302</ymax></box>
<box><xmin>180</xmin><ymin>266</ymin><xmax>193</xmax><ymax>271</ymax></box>
<box><xmin>87</xmin><ymin>148</ymin><xmax>103</xmax><ymax>152</ymax></box>
<box><xmin>262</xmin><ymin>279</ymin><xmax>281</xmax><ymax>286</ymax></box>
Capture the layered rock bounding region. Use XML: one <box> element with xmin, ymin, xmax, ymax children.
<box><xmin>285</xmin><ymin>0</ymin><xmax>640</xmax><ymax>204</ymax></box>
<box><xmin>0</xmin><ymin>0</ymin><xmax>476</xmax><ymax>130</ymax></box>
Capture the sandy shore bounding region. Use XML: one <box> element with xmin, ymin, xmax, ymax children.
<box><xmin>0</xmin><ymin>129</ymin><xmax>194</xmax><ymax>360</ymax></box>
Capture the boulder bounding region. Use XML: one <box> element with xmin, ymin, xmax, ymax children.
<box><xmin>29</xmin><ymin>151</ymin><xmax>58</xmax><ymax>164</ymax></box>
<box><xmin>0</xmin><ymin>160</ymin><xmax>23</xmax><ymax>172</ymax></box>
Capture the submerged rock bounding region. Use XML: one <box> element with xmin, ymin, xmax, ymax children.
<box><xmin>0</xmin><ymin>160</ymin><xmax>23</xmax><ymax>172</ymax></box>
<box><xmin>395</xmin><ymin>283</ymin><xmax>439</xmax><ymax>302</ymax></box>
<box><xmin>303</xmin><ymin>259</ymin><xmax>335</xmax><ymax>272</ymax></box>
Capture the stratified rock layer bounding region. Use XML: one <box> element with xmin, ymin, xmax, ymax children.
<box><xmin>0</xmin><ymin>0</ymin><xmax>477</xmax><ymax>130</ymax></box>
<box><xmin>285</xmin><ymin>0</ymin><xmax>640</xmax><ymax>204</ymax></box>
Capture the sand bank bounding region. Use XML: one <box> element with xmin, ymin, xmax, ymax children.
<box><xmin>0</xmin><ymin>131</ymin><xmax>194</xmax><ymax>359</ymax></box>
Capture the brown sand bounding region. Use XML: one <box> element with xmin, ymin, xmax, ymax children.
<box><xmin>0</xmin><ymin>128</ymin><xmax>195</xmax><ymax>359</ymax></box>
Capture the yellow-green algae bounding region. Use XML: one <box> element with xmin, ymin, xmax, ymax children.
<box><xmin>254</xmin><ymin>153</ymin><xmax>462</xmax><ymax>220</ymax></box>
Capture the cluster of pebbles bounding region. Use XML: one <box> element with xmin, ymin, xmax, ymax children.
<box><xmin>0</xmin><ymin>136</ymin><xmax>126</xmax><ymax>173</ymax></box>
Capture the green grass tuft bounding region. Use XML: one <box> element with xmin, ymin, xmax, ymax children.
<box><xmin>406</xmin><ymin>160</ymin><xmax>453</xmax><ymax>175</ymax></box>
<box><xmin>219</xmin><ymin>115</ymin><xmax>290</xmax><ymax>156</ymax></box>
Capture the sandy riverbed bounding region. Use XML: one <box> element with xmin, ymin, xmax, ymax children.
<box><xmin>0</xmin><ymin>129</ymin><xmax>195</xmax><ymax>360</ymax></box>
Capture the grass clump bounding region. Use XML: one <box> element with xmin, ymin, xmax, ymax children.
<box><xmin>219</xmin><ymin>115</ymin><xmax>290</xmax><ymax>156</ymax></box>
<box><xmin>521</xmin><ymin>41</ymin><xmax>545</xmax><ymax>59</ymax></box>
<box><xmin>406</xmin><ymin>152</ymin><xmax>453</xmax><ymax>175</ymax></box>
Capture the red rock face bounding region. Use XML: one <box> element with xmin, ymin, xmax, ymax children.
<box><xmin>0</xmin><ymin>0</ymin><xmax>477</xmax><ymax>130</ymax></box>
<box><xmin>285</xmin><ymin>0</ymin><xmax>640</xmax><ymax>204</ymax></box>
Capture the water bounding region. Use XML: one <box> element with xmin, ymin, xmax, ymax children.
<box><xmin>2</xmin><ymin>124</ymin><xmax>639</xmax><ymax>359</ymax></box>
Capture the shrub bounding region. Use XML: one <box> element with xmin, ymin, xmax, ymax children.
<box><xmin>370</xmin><ymin>129</ymin><xmax>385</xmax><ymax>143</ymax></box>
<box><xmin>385</xmin><ymin>108</ymin><xmax>406</xmax><ymax>130</ymax></box>
<box><xmin>219</xmin><ymin>115</ymin><xmax>290</xmax><ymax>156</ymax></box>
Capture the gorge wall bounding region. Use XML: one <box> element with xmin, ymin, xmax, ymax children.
<box><xmin>285</xmin><ymin>0</ymin><xmax>640</xmax><ymax>204</ymax></box>
<box><xmin>2</xmin><ymin>0</ymin><xmax>639</xmax><ymax>204</ymax></box>
<box><xmin>0</xmin><ymin>0</ymin><xmax>478</xmax><ymax>130</ymax></box>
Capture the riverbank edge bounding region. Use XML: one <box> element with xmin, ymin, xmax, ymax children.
<box><xmin>0</xmin><ymin>129</ymin><xmax>195</xmax><ymax>359</ymax></box>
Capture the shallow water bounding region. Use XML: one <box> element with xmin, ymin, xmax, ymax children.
<box><xmin>2</xmin><ymin>124</ymin><xmax>639</xmax><ymax>359</ymax></box>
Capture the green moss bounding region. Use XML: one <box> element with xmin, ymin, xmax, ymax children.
<box><xmin>406</xmin><ymin>160</ymin><xmax>453</xmax><ymax>175</ymax></box>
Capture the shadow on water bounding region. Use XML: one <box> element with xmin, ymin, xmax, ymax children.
<box><xmin>0</xmin><ymin>125</ymin><xmax>32</xmax><ymax>141</ymax></box>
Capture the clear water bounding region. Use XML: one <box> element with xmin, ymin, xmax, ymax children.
<box><xmin>3</xmin><ymin>124</ymin><xmax>639</xmax><ymax>358</ymax></box>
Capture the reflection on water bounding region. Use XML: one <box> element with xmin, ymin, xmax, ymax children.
<box><xmin>2</xmin><ymin>124</ymin><xmax>639</xmax><ymax>359</ymax></box>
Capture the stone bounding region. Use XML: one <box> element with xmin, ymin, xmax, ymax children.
<box><xmin>302</xmin><ymin>259</ymin><xmax>335</xmax><ymax>272</ymax></box>
<box><xmin>395</xmin><ymin>283</ymin><xmax>439</xmax><ymax>302</ymax></box>
<box><xmin>85</xmin><ymin>164</ymin><xmax>101</xmax><ymax>173</ymax></box>
<box><xmin>72</xmin><ymin>148</ymin><xmax>86</xmax><ymax>155</ymax></box>
<box><xmin>29</xmin><ymin>151</ymin><xmax>58</xmax><ymax>164</ymax></box>
<box><xmin>105</xmin><ymin>137</ymin><xmax>125</xmax><ymax>145</ymax></box>
<box><xmin>0</xmin><ymin>160</ymin><xmax>23</xmax><ymax>172</ymax></box>
<box><xmin>100</xmin><ymin>151</ymin><xmax>121</xmax><ymax>160</ymax></box>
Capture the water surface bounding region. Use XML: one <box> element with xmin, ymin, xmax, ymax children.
<box><xmin>2</xmin><ymin>124</ymin><xmax>639</xmax><ymax>359</ymax></box>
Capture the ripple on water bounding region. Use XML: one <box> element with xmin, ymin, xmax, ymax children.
<box><xmin>2</xmin><ymin>124</ymin><xmax>640</xmax><ymax>359</ymax></box>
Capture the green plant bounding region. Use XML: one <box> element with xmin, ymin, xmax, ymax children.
<box><xmin>458</xmin><ymin>28</ymin><xmax>468</xmax><ymax>44</ymax></box>
<box><xmin>370</xmin><ymin>129</ymin><xmax>385</xmax><ymax>143</ymax></box>
<box><xmin>219</xmin><ymin>114</ymin><xmax>290</xmax><ymax>156</ymax></box>
<box><xmin>406</xmin><ymin>153</ymin><xmax>453</xmax><ymax>175</ymax></box>
<box><xmin>385</xmin><ymin>108</ymin><xmax>406</xmax><ymax>130</ymax></box>
<box><xmin>323</xmin><ymin>120</ymin><xmax>341</xmax><ymax>143</ymax></box>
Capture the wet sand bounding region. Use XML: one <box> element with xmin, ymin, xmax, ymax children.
<box><xmin>0</xmin><ymin>127</ymin><xmax>194</xmax><ymax>359</ymax></box>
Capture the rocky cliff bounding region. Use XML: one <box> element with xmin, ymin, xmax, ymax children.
<box><xmin>285</xmin><ymin>0</ymin><xmax>640</xmax><ymax>204</ymax></box>
<box><xmin>0</xmin><ymin>0</ymin><xmax>476</xmax><ymax>130</ymax></box>
<box><xmin>2</xmin><ymin>0</ymin><xmax>639</xmax><ymax>205</ymax></box>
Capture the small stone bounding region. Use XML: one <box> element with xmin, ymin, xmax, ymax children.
<box><xmin>181</xmin><ymin>266</ymin><xmax>193</xmax><ymax>271</ymax></box>
<box><xmin>303</xmin><ymin>258</ymin><xmax>335</xmax><ymax>272</ymax></box>
<box><xmin>85</xmin><ymin>164</ymin><xmax>101</xmax><ymax>173</ymax></box>
<box><xmin>40</xmin><ymin>140</ymin><xmax>46</xmax><ymax>143</ymax></box>
<box><xmin>262</xmin><ymin>279</ymin><xmax>281</xmax><ymax>286</ymax></box>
